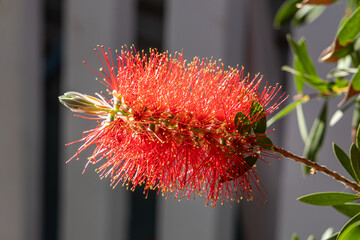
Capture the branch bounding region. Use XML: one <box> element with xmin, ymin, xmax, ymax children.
<box><xmin>273</xmin><ymin>146</ymin><xmax>360</xmax><ymax>193</ymax></box>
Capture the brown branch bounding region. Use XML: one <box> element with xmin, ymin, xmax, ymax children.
<box><xmin>273</xmin><ymin>146</ymin><xmax>360</xmax><ymax>194</ymax></box>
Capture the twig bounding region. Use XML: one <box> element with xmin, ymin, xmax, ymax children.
<box><xmin>273</xmin><ymin>146</ymin><xmax>360</xmax><ymax>193</ymax></box>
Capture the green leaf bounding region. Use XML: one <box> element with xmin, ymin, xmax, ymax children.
<box><xmin>324</xmin><ymin>232</ymin><xmax>338</xmax><ymax>240</ymax></box>
<box><xmin>294</xmin><ymin>5</ymin><xmax>326</xmax><ymax>26</ymax></box>
<box><xmin>273</xmin><ymin>0</ymin><xmax>302</xmax><ymax>28</ymax></box>
<box><xmin>352</xmin><ymin>100</ymin><xmax>360</xmax><ymax>138</ymax></box>
<box><xmin>282</xmin><ymin>65</ymin><xmax>329</xmax><ymax>92</ymax></box>
<box><xmin>303</xmin><ymin>102</ymin><xmax>327</xmax><ymax>175</ymax></box>
<box><xmin>297</xmin><ymin>104</ymin><xmax>309</xmax><ymax>143</ymax></box>
<box><xmin>333</xmin><ymin>203</ymin><xmax>360</xmax><ymax>218</ymax></box>
<box><xmin>250</xmin><ymin>101</ymin><xmax>267</xmax><ymax>133</ymax></box>
<box><xmin>347</xmin><ymin>0</ymin><xmax>360</xmax><ymax>11</ymax></box>
<box><xmin>335</xmin><ymin>43</ymin><xmax>355</xmax><ymax>60</ymax></box>
<box><xmin>268</xmin><ymin>99</ymin><xmax>304</xmax><ymax>127</ymax></box>
<box><xmin>351</xmin><ymin>68</ymin><xmax>360</xmax><ymax>91</ymax></box>
<box><xmin>234</xmin><ymin>111</ymin><xmax>251</xmax><ymax>135</ymax></box>
<box><xmin>244</xmin><ymin>155</ymin><xmax>258</xmax><ymax>169</ymax></box>
<box><xmin>327</xmin><ymin>56</ymin><xmax>355</xmax><ymax>79</ymax></box>
<box><xmin>335</xmin><ymin>77</ymin><xmax>351</xmax><ymax>88</ymax></box>
<box><xmin>330</xmin><ymin>101</ymin><xmax>355</xmax><ymax>127</ymax></box>
<box><xmin>306</xmin><ymin>235</ymin><xmax>315</xmax><ymax>240</ymax></box>
<box><xmin>338</xmin><ymin>222</ymin><xmax>360</xmax><ymax>240</ymax></box>
<box><xmin>337</xmin><ymin>7</ymin><xmax>360</xmax><ymax>46</ymax></box>
<box><xmin>338</xmin><ymin>212</ymin><xmax>360</xmax><ymax>239</ymax></box>
<box><xmin>333</xmin><ymin>143</ymin><xmax>358</xmax><ymax>182</ymax></box>
<box><xmin>357</xmin><ymin>124</ymin><xmax>360</xmax><ymax>148</ymax></box>
<box><xmin>286</xmin><ymin>35</ymin><xmax>329</xmax><ymax>92</ymax></box>
<box><xmin>294</xmin><ymin>56</ymin><xmax>306</xmax><ymax>93</ymax></box>
<box><xmin>255</xmin><ymin>134</ymin><xmax>274</xmax><ymax>151</ymax></box>
<box><xmin>291</xmin><ymin>232</ymin><xmax>300</xmax><ymax>240</ymax></box>
<box><xmin>330</xmin><ymin>110</ymin><xmax>344</xmax><ymax>127</ymax></box>
<box><xmin>287</xmin><ymin>35</ymin><xmax>318</xmax><ymax>77</ymax></box>
<box><xmin>350</xmin><ymin>143</ymin><xmax>360</xmax><ymax>181</ymax></box>
<box><xmin>321</xmin><ymin>228</ymin><xmax>334</xmax><ymax>240</ymax></box>
<box><xmin>297</xmin><ymin>192</ymin><xmax>360</xmax><ymax>206</ymax></box>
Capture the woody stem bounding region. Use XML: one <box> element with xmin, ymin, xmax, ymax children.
<box><xmin>273</xmin><ymin>146</ymin><xmax>360</xmax><ymax>193</ymax></box>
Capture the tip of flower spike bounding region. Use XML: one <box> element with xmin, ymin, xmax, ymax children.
<box><xmin>59</xmin><ymin>91</ymin><xmax>112</xmax><ymax>116</ymax></box>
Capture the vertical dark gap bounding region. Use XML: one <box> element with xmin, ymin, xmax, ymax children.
<box><xmin>269</xmin><ymin>1</ymin><xmax>291</xmax><ymax>239</ymax></box>
<box><xmin>234</xmin><ymin>1</ymin><xmax>290</xmax><ymax>240</ymax></box>
<box><xmin>270</xmin><ymin>1</ymin><xmax>291</xmax><ymax>150</ymax></box>
<box><xmin>136</xmin><ymin>0</ymin><xmax>165</xmax><ymax>51</ymax></box>
<box><xmin>42</xmin><ymin>0</ymin><xmax>63</xmax><ymax>240</ymax></box>
<box><xmin>128</xmin><ymin>1</ymin><xmax>164</xmax><ymax>240</ymax></box>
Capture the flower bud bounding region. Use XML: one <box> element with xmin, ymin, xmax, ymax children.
<box><xmin>59</xmin><ymin>91</ymin><xmax>111</xmax><ymax>116</ymax></box>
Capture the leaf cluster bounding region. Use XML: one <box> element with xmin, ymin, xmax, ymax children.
<box><xmin>271</xmin><ymin>0</ymin><xmax>360</xmax><ymax>172</ymax></box>
<box><xmin>234</xmin><ymin>101</ymin><xmax>274</xmax><ymax>168</ymax></box>
<box><xmin>273</xmin><ymin>0</ymin><xmax>360</xmax><ymax>238</ymax></box>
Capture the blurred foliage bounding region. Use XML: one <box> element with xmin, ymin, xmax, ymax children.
<box><xmin>273</xmin><ymin>0</ymin><xmax>360</xmax><ymax>239</ymax></box>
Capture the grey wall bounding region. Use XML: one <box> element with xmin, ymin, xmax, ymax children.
<box><xmin>0</xmin><ymin>0</ymin><xmax>43</xmax><ymax>240</ymax></box>
<box><xmin>1</xmin><ymin>0</ymin><xmax>351</xmax><ymax>240</ymax></box>
<box><xmin>60</xmin><ymin>0</ymin><xmax>135</xmax><ymax>239</ymax></box>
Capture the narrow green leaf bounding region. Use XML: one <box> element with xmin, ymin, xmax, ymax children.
<box><xmin>330</xmin><ymin>110</ymin><xmax>344</xmax><ymax>127</ymax></box>
<box><xmin>335</xmin><ymin>42</ymin><xmax>355</xmax><ymax>60</ymax></box>
<box><xmin>250</xmin><ymin>101</ymin><xmax>267</xmax><ymax>133</ymax></box>
<box><xmin>352</xmin><ymin>101</ymin><xmax>360</xmax><ymax>141</ymax></box>
<box><xmin>291</xmin><ymin>232</ymin><xmax>300</xmax><ymax>240</ymax></box>
<box><xmin>339</xmin><ymin>222</ymin><xmax>360</xmax><ymax>240</ymax></box>
<box><xmin>351</xmin><ymin>68</ymin><xmax>360</xmax><ymax>91</ymax></box>
<box><xmin>255</xmin><ymin>134</ymin><xmax>274</xmax><ymax>151</ymax></box>
<box><xmin>355</xmin><ymin>36</ymin><xmax>360</xmax><ymax>51</ymax></box>
<box><xmin>324</xmin><ymin>232</ymin><xmax>338</xmax><ymax>240</ymax></box>
<box><xmin>320</xmin><ymin>228</ymin><xmax>334</xmax><ymax>240</ymax></box>
<box><xmin>294</xmin><ymin>5</ymin><xmax>326</xmax><ymax>26</ymax></box>
<box><xmin>286</xmin><ymin>35</ymin><xmax>331</xmax><ymax>92</ymax></box>
<box><xmin>333</xmin><ymin>143</ymin><xmax>358</xmax><ymax>182</ymax></box>
<box><xmin>273</xmin><ymin>0</ymin><xmax>302</xmax><ymax>28</ymax></box>
<box><xmin>327</xmin><ymin>56</ymin><xmax>354</xmax><ymax>79</ymax></box>
<box><xmin>294</xmin><ymin>56</ymin><xmax>306</xmax><ymax>93</ymax></box>
<box><xmin>335</xmin><ymin>77</ymin><xmax>351</xmax><ymax>88</ymax></box>
<box><xmin>350</xmin><ymin>143</ymin><xmax>360</xmax><ymax>181</ymax></box>
<box><xmin>298</xmin><ymin>192</ymin><xmax>360</xmax><ymax>206</ymax></box>
<box><xmin>330</xmin><ymin>97</ymin><xmax>356</xmax><ymax>127</ymax></box>
<box><xmin>347</xmin><ymin>0</ymin><xmax>360</xmax><ymax>11</ymax></box>
<box><xmin>357</xmin><ymin>124</ymin><xmax>360</xmax><ymax>149</ymax></box>
<box><xmin>287</xmin><ymin>35</ymin><xmax>318</xmax><ymax>77</ymax></box>
<box><xmin>282</xmin><ymin>65</ymin><xmax>329</xmax><ymax>92</ymax></box>
<box><xmin>338</xmin><ymin>212</ymin><xmax>360</xmax><ymax>239</ymax></box>
<box><xmin>306</xmin><ymin>235</ymin><xmax>315</xmax><ymax>240</ymax></box>
<box><xmin>297</xmin><ymin>104</ymin><xmax>309</xmax><ymax>143</ymax></box>
<box><xmin>333</xmin><ymin>203</ymin><xmax>360</xmax><ymax>218</ymax></box>
<box><xmin>338</xmin><ymin>222</ymin><xmax>360</xmax><ymax>240</ymax></box>
<box><xmin>234</xmin><ymin>111</ymin><xmax>251</xmax><ymax>135</ymax></box>
<box><xmin>303</xmin><ymin>102</ymin><xmax>327</xmax><ymax>175</ymax></box>
<box><xmin>268</xmin><ymin>99</ymin><xmax>304</xmax><ymax>127</ymax></box>
<box><xmin>337</xmin><ymin>7</ymin><xmax>360</xmax><ymax>46</ymax></box>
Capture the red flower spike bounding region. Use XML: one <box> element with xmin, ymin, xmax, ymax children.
<box><xmin>60</xmin><ymin>45</ymin><xmax>286</xmax><ymax>207</ymax></box>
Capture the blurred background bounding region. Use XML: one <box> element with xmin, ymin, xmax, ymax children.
<box><xmin>0</xmin><ymin>0</ymin><xmax>353</xmax><ymax>239</ymax></box>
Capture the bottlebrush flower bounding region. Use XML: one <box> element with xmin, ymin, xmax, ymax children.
<box><xmin>59</xmin><ymin>45</ymin><xmax>285</xmax><ymax>207</ymax></box>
